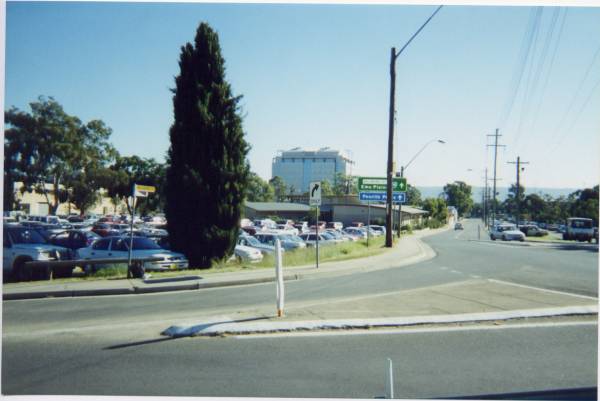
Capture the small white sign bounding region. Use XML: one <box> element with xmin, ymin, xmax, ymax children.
<box><xmin>309</xmin><ymin>181</ymin><xmax>321</xmax><ymax>206</ymax></box>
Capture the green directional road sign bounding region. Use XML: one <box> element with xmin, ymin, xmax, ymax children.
<box><xmin>358</xmin><ymin>176</ymin><xmax>407</xmax><ymax>192</ymax></box>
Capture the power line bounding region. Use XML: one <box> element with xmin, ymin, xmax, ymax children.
<box><xmin>497</xmin><ymin>7</ymin><xmax>540</xmax><ymax>130</ymax></box>
<box><xmin>511</xmin><ymin>8</ymin><xmax>543</xmax><ymax>149</ymax></box>
<box><xmin>550</xmin><ymin>41</ymin><xmax>600</xmax><ymax>143</ymax></box>
<box><xmin>528</xmin><ymin>7</ymin><xmax>568</xmax><ymax>136</ymax></box>
<box><xmin>552</xmin><ymin>72</ymin><xmax>600</xmax><ymax>150</ymax></box>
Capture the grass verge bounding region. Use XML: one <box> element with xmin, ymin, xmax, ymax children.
<box><xmin>4</xmin><ymin>234</ymin><xmax>400</xmax><ymax>284</ymax></box>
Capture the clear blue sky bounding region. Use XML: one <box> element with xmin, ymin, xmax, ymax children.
<box><xmin>4</xmin><ymin>2</ymin><xmax>600</xmax><ymax>191</ymax></box>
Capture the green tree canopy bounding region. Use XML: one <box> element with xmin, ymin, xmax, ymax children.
<box><xmin>4</xmin><ymin>97</ymin><xmax>117</xmax><ymax>214</ymax></box>
<box><xmin>247</xmin><ymin>173</ymin><xmax>274</xmax><ymax>202</ymax></box>
<box><xmin>333</xmin><ymin>173</ymin><xmax>357</xmax><ymax>196</ymax></box>
<box><xmin>165</xmin><ymin>22</ymin><xmax>250</xmax><ymax>268</ymax></box>
<box><xmin>422</xmin><ymin>197</ymin><xmax>448</xmax><ymax>222</ymax></box>
<box><xmin>443</xmin><ymin>181</ymin><xmax>473</xmax><ymax>217</ymax></box>
<box><xmin>105</xmin><ymin>156</ymin><xmax>165</xmax><ymax>216</ymax></box>
<box><xmin>406</xmin><ymin>184</ymin><xmax>422</xmax><ymax>206</ymax></box>
<box><xmin>269</xmin><ymin>176</ymin><xmax>287</xmax><ymax>201</ymax></box>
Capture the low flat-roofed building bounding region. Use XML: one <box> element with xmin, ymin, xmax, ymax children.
<box><xmin>331</xmin><ymin>204</ymin><xmax>428</xmax><ymax>227</ymax></box>
<box><xmin>244</xmin><ymin>202</ymin><xmax>311</xmax><ymax>221</ymax></box>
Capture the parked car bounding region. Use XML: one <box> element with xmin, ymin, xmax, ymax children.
<box><xmin>454</xmin><ymin>222</ymin><xmax>464</xmax><ymax>230</ymax></box>
<box><xmin>563</xmin><ymin>218</ymin><xmax>594</xmax><ymax>242</ymax></box>
<box><xmin>490</xmin><ymin>224</ymin><xmax>525</xmax><ymax>241</ymax></box>
<box><xmin>293</xmin><ymin>222</ymin><xmax>309</xmax><ymax>234</ymax></box>
<box><xmin>237</xmin><ymin>234</ymin><xmax>276</xmax><ymax>255</ymax></box>
<box><xmin>232</xmin><ymin>245</ymin><xmax>263</xmax><ymax>263</ymax></box>
<box><xmin>277</xmin><ymin>233</ymin><xmax>308</xmax><ymax>249</ymax></box>
<box><xmin>326</xmin><ymin>221</ymin><xmax>344</xmax><ymax>230</ymax></box>
<box><xmin>370</xmin><ymin>225</ymin><xmax>387</xmax><ymax>235</ymax></box>
<box><xmin>3</xmin><ymin>224</ymin><xmax>72</xmax><ymax>280</ymax></box>
<box><xmin>343</xmin><ymin>227</ymin><xmax>367</xmax><ymax>240</ymax></box>
<box><xmin>49</xmin><ymin>230</ymin><xmax>101</xmax><ymax>252</ymax></box>
<box><xmin>255</xmin><ymin>232</ymin><xmax>302</xmax><ymax>250</ymax></box>
<box><xmin>324</xmin><ymin>229</ymin><xmax>349</xmax><ymax>242</ymax></box>
<box><xmin>299</xmin><ymin>233</ymin><xmax>335</xmax><ymax>247</ymax></box>
<box><xmin>319</xmin><ymin>231</ymin><xmax>344</xmax><ymax>244</ymax></box>
<box><xmin>92</xmin><ymin>223</ymin><xmax>121</xmax><ymax>237</ymax></box>
<box><xmin>520</xmin><ymin>225</ymin><xmax>548</xmax><ymax>237</ymax></box>
<box><xmin>76</xmin><ymin>236</ymin><xmax>188</xmax><ymax>272</ymax></box>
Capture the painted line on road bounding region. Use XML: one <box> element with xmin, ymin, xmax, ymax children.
<box><xmin>488</xmin><ymin>279</ymin><xmax>598</xmax><ymax>301</ymax></box>
<box><xmin>470</xmin><ymin>275</ymin><xmax>482</xmax><ymax>279</ymax></box>
<box><xmin>234</xmin><ymin>320</ymin><xmax>598</xmax><ymax>339</ymax></box>
<box><xmin>450</xmin><ymin>270</ymin><xmax>462</xmax><ymax>274</ymax></box>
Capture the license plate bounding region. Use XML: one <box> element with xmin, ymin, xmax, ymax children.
<box><xmin>170</xmin><ymin>264</ymin><xmax>177</xmax><ymax>269</ymax></box>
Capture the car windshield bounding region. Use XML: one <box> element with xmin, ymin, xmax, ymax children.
<box><xmin>244</xmin><ymin>236</ymin><xmax>261</xmax><ymax>246</ymax></box>
<box><xmin>8</xmin><ymin>227</ymin><xmax>47</xmax><ymax>244</ymax></box>
<box><xmin>571</xmin><ymin>219</ymin><xmax>593</xmax><ymax>229</ymax></box>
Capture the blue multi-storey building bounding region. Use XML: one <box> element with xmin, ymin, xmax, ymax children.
<box><xmin>271</xmin><ymin>147</ymin><xmax>355</xmax><ymax>194</ymax></box>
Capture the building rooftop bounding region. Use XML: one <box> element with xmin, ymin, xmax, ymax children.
<box><xmin>245</xmin><ymin>202</ymin><xmax>311</xmax><ymax>212</ymax></box>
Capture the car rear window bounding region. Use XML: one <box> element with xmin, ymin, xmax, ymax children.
<box><xmin>7</xmin><ymin>227</ymin><xmax>47</xmax><ymax>244</ymax></box>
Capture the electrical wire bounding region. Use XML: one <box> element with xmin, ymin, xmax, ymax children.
<box><xmin>550</xmin><ymin>41</ymin><xmax>600</xmax><ymax>143</ymax></box>
<box><xmin>555</xmin><ymin>73</ymin><xmax>600</xmax><ymax>148</ymax></box>
<box><xmin>528</xmin><ymin>8</ymin><xmax>568</xmax><ymax>135</ymax></box>
<box><xmin>497</xmin><ymin>7</ymin><xmax>539</xmax><ymax>130</ymax></box>
<box><xmin>512</xmin><ymin>7</ymin><xmax>544</xmax><ymax>150</ymax></box>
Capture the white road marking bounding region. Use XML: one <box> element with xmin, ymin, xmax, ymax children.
<box><xmin>450</xmin><ymin>270</ymin><xmax>462</xmax><ymax>274</ymax></box>
<box><xmin>488</xmin><ymin>279</ymin><xmax>599</xmax><ymax>301</ymax></box>
<box><xmin>440</xmin><ymin>266</ymin><xmax>448</xmax><ymax>270</ymax></box>
<box><xmin>234</xmin><ymin>320</ymin><xmax>597</xmax><ymax>339</ymax></box>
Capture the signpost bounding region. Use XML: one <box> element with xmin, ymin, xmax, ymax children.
<box><xmin>359</xmin><ymin>192</ymin><xmax>406</xmax><ymax>203</ymax></box>
<box><xmin>128</xmin><ymin>183</ymin><xmax>156</xmax><ymax>278</ymax></box>
<box><xmin>358</xmin><ymin>177</ymin><xmax>406</xmax><ymax>192</ymax></box>
<box><xmin>309</xmin><ymin>182</ymin><xmax>321</xmax><ymax>269</ymax></box>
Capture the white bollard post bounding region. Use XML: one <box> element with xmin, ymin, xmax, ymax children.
<box><xmin>275</xmin><ymin>239</ymin><xmax>285</xmax><ymax>317</ymax></box>
<box><xmin>385</xmin><ymin>358</ymin><xmax>394</xmax><ymax>399</ymax></box>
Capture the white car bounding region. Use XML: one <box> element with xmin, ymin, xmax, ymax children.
<box><xmin>3</xmin><ymin>224</ymin><xmax>72</xmax><ymax>280</ymax></box>
<box><xmin>76</xmin><ymin>236</ymin><xmax>188</xmax><ymax>271</ymax></box>
<box><xmin>490</xmin><ymin>224</ymin><xmax>525</xmax><ymax>241</ymax></box>
<box><xmin>233</xmin><ymin>244</ymin><xmax>263</xmax><ymax>263</ymax></box>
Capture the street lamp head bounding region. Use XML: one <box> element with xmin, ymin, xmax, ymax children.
<box><xmin>437</xmin><ymin>140</ymin><xmax>446</xmax><ymax>144</ymax></box>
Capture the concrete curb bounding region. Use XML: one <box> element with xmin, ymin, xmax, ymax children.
<box><xmin>162</xmin><ymin>305</ymin><xmax>599</xmax><ymax>337</ymax></box>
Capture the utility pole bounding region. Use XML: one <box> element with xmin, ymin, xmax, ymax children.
<box><xmin>507</xmin><ymin>156</ymin><xmax>529</xmax><ymax>227</ymax></box>
<box><xmin>385</xmin><ymin>47</ymin><xmax>396</xmax><ymax>248</ymax></box>
<box><xmin>487</xmin><ymin>129</ymin><xmax>506</xmax><ymax>225</ymax></box>
<box><xmin>396</xmin><ymin>166</ymin><xmax>404</xmax><ymax>238</ymax></box>
<box><xmin>482</xmin><ymin>168</ymin><xmax>488</xmax><ymax>226</ymax></box>
<box><xmin>384</xmin><ymin>5</ymin><xmax>443</xmax><ymax>249</ymax></box>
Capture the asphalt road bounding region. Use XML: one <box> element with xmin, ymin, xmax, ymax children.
<box><xmin>2</xmin><ymin>219</ymin><xmax>598</xmax><ymax>396</ymax></box>
<box><xmin>2</xmin><ymin>321</ymin><xmax>596</xmax><ymax>397</ymax></box>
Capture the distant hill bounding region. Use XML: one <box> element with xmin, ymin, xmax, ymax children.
<box><xmin>416</xmin><ymin>186</ymin><xmax>580</xmax><ymax>202</ymax></box>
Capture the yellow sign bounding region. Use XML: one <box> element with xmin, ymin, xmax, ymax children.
<box><xmin>134</xmin><ymin>184</ymin><xmax>156</xmax><ymax>197</ymax></box>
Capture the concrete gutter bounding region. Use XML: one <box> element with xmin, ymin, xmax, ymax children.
<box><xmin>162</xmin><ymin>305</ymin><xmax>599</xmax><ymax>337</ymax></box>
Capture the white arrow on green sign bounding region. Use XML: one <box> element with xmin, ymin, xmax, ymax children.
<box><xmin>358</xmin><ymin>176</ymin><xmax>407</xmax><ymax>192</ymax></box>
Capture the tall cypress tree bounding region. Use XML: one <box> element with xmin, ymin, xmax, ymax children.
<box><xmin>166</xmin><ymin>23</ymin><xmax>249</xmax><ymax>268</ymax></box>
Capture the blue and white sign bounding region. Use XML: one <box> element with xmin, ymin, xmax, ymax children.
<box><xmin>359</xmin><ymin>192</ymin><xmax>406</xmax><ymax>203</ymax></box>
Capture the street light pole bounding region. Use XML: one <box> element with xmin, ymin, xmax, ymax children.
<box><xmin>385</xmin><ymin>5</ymin><xmax>443</xmax><ymax>248</ymax></box>
<box><xmin>396</xmin><ymin>139</ymin><xmax>445</xmax><ymax>238</ymax></box>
